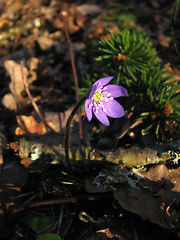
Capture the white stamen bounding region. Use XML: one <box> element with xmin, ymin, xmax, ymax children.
<box><xmin>88</xmin><ymin>86</ymin><xmax>114</xmax><ymax>112</ymax></box>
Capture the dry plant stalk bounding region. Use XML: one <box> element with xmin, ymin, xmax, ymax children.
<box><xmin>20</xmin><ymin>61</ymin><xmax>54</xmax><ymax>133</ymax></box>
<box><xmin>61</xmin><ymin>11</ymin><xmax>83</xmax><ymax>141</ymax></box>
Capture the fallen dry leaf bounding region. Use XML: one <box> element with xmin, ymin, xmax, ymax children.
<box><xmin>37</xmin><ymin>34</ymin><xmax>55</xmax><ymax>51</ymax></box>
<box><xmin>86</xmin><ymin>162</ymin><xmax>180</xmax><ymax>231</ymax></box>
<box><xmin>2</xmin><ymin>93</ymin><xmax>17</xmax><ymax>111</ymax></box>
<box><xmin>97</xmin><ymin>227</ymin><xmax>121</xmax><ymax>239</ymax></box>
<box><xmin>20</xmin><ymin>158</ymin><xmax>34</xmax><ymax>168</ymax></box>
<box><xmin>0</xmin><ymin>18</ymin><xmax>13</xmax><ymax>29</ymax></box>
<box><xmin>54</xmin><ymin>6</ymin><xmax>86</xmax><ymax>34</ymax></box>
<box><xmin>16</xmin><ymin>115</ymin><xmax>48</xmax><ymax>136</ymax></box>
<box><xmin>16</xmin><ymin>107</ymin><xmax>79</xmax><ymax>136</ymax></box>
<box><xmin>4</xmin><ymin>60</ymin><xmax>28</xmax><ymax>103</ymax></box>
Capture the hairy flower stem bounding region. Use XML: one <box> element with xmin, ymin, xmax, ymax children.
<box><xmin>65</xmin><ymin>96</ymin><xmax>86</xmax><ymax>170</ymax></box>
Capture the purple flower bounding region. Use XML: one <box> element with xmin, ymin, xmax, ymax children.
<box><xmin>85</xmin><ymin>76</ymin><xmax>128</xmax><ymax>126</ymax></box>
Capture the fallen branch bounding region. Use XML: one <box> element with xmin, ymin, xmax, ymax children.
<box><xmin>18</xmin><ymin>138</ymin><xmax>180</xmax><ymax>168</ymax></box>
<box><xmin>12</xmin><ymin>193</ymin><xmax>111</xmax><ymax>214</ymax></box>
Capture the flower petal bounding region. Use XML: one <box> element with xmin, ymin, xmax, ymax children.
<box><xmin>93</xmin><ymin>76</ymin><xmax>114</xmax><ymax>88</ymax></box>
<box><xmin>85</xmin><ymin>99</ymin><xmax>93</xmax><ymax>121</ymax></box>
<box><xmin>103</xmin><ymin>99</ymin><xmax>125</xmax><ymax>118</ymax></box>
<box><xmin>93</xmin><ymin>107</ymin><xmax>110</xmax><ymax>126</ymax></box>
<box><xmin>104</xmin><ymin>85</ymin><xmax>128</xmax><ymax>98</ymax></box>
<box><xmin>87</xmin><ymin>84</ymin><xmax>97</xmax><ymax>99</ymax></box>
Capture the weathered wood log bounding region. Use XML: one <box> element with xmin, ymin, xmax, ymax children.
<box><xmin>19</xmin><ymin>138</ymin><xmax>180</xmax><ymax>168</ymax></box>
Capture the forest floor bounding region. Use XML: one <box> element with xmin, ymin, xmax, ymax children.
<box><xmin>0</xmin><ymin>0</ymin><xmax>180</xmax><ymax>239</ymax></box>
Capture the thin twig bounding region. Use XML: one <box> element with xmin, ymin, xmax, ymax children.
<box><xmin>61</xmin><ymin>11</ymin><xmax>83</xmax><ymax>141</ymax></box>
<box><xmin>11</xmin><ymin>193</ymin><xmax>111</xmax><ymax>214</ymax></box>
<box><xmin>21</xmin><ymin>60</ymin><xmax>54</xmax><ymax>133</ymax></box>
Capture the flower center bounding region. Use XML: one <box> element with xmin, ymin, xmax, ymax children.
<box><xmin>89</xmin><ymin>86</ymin><xmax>113</xmax><ymax>113</ymax></box>
<box><xmin>94</xmin><ymin>92</ymin><xmax>103</xmax><ymax>102</ymax></box>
